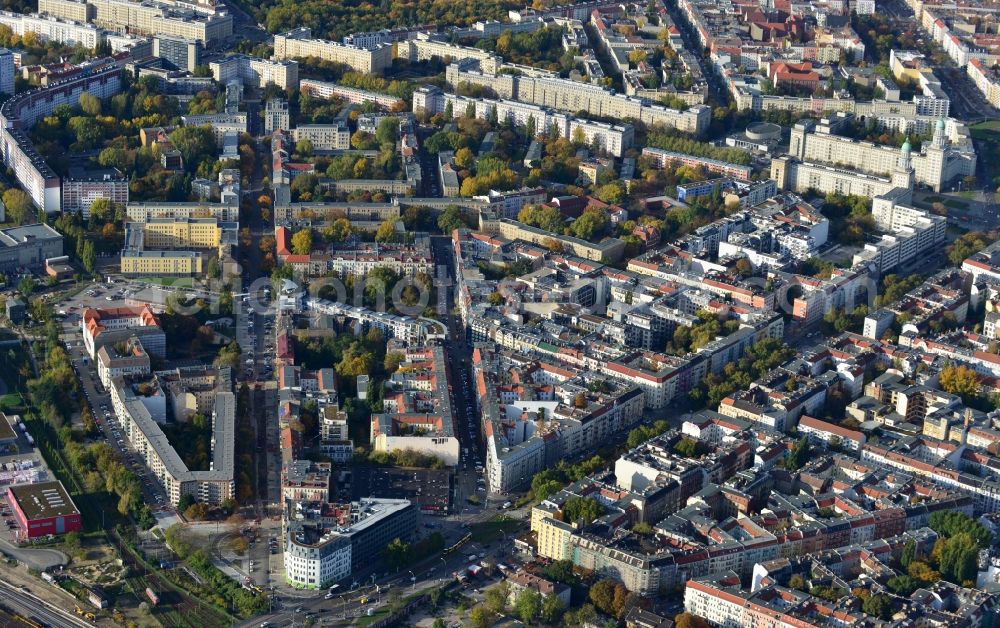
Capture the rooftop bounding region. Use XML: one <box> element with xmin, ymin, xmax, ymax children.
<box><xmin>7</xmin><ymin>481</ymin><xmax>79</xmax><ymax>520</ymax></box>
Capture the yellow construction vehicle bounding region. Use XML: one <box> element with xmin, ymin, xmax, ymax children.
<box><xmin>74</xmin><ymin>605</ymin><xmax>84</xmax><ymax>616</ymax></box>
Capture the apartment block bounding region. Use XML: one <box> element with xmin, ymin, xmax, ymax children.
<box><xmin>61</xmin><ymin>167</ymin><xmax>128</xmax><ymax>217</ymax></box>
<box><xmin>209</xmin><ymin>54</ymin><xmax>299</xmax><ymax>90</ymax></box>
<box><xmin>299</xmin><ymin>79</ymin><xmax>404</xmax><ymax>109</ymax></box>
<box><xmin>291</xmin><ymin>123</ymin><xmax>350</xmax><ymax>150</ymax></box>
<box><xmin>273</xmin><ymin>28</ymin><xmax>392</xmax><ymax>74</ymax></box>
<box><xmin>0</xmin><ymin>65</ymin><xmax>122</xmax><ymax>212</ymax></box>
<box><xmin>39</xmin><ymin>0</ymin><xmax>233</xmax><ymax>45</ymax></box>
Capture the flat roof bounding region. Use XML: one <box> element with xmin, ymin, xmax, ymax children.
<box><xmin>0</xmin><ymin>223</ymin><xmax>62</xmax><ymax>247</ymax></box>
<box><xmin>8</xmin><ymin>481</ymin><xmax>79</xmax><ymax>520</ymax></box>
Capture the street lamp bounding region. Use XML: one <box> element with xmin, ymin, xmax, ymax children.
<box><xmin>408</xmin><ymin>570</ymin><xmax>415</xmax><ymax>589</ymax></box>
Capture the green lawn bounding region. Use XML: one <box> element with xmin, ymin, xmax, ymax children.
<box><xmin>970</xmin><ymin>120</ymin><xmax>1000</xmax><ymax>141</ymax></box>
<box><xmin>0</xmin><ymin>393</ymin><xmax>23</xmax><ymax>411</ymax></box>
<box><xmin>943</xmin><ymin>199</ymin><xmax>969</xmax><ymax>209</ymax></box>
<box><xmin>469</xmin><ymin>517</ymin><xmax>521</xmax><ymax>544</ymax></box>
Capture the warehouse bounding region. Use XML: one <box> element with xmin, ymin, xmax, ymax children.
<box><xmin>6</xmin><ymin>480</ymin><xmax>81</xmax><ymax>539</ymax></box>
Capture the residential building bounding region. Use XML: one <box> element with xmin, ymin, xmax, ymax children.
<box><xmin>61</xmin><ymin>167</ymin><xmax>128</xmax><ymax>217</ymax></box>
<box><xmin>291</xmin><ymin>123</ymin><xmax>350</xmax><ymax>150</ymax></box>
<box><xmin>0</xmin><ymin>65</ymin><xmax>122</xmax><ymax>212</ymax></box>
<box><xmin>109</xmin><ymin>376</ymin><xmax>234</xmax><ymax>505</ymax></box>
<box><xmin>265</xmin><ymin>98</ymin><xmax>289</xmax><ymax>134</ymax></box>
<box><xmin>96</xmin><ymin>338</ymin><xmax>151</xmax><ymax>388</ymax></box>
<box><xmin>0</xmin><ymin>47</ymin><xmax>12</xmax><ymax>95</ymax></box>
<box><xmin>153</xmin><ymin>34</ymin><xmax>200</xmax><ymax>72</ymax></box>
<box><xmin>38</xmin><ymin>0</ymin><xmax>233</xmax><ymax>45</ymax></box>
<box><xmin>370</xmin><ymin>347</ymin><xmax>459</xmax><ymax>466</ymax></box>
<box><xmin>299</xmin><ymin>79</ymin><xmax>404</xmax><ymax>109</ymax></box>
<box><xmin>273</xmin><ymin>28</ymin><xmax>392</xmax><ymax>74</ymax></box>
<box><xmin>209</xmin><ymin>54</ymin><xmax>299</xmax><ymax>90</ymax></box>
<box><xmin>80</xmin><ymin>306</ymin><xmax>165</xmax><ymax>359</ymax></box>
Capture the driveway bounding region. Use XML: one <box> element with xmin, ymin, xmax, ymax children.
<box><xmin>0</xmin><ymin>537</ymin><xmax>68</xmax><ymax>571</ymax></box>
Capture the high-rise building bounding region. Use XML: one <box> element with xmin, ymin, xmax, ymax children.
<box><xmin>153</xmin><ymin>35</ymin><xmax>201</xmax><ymax>73</ymax></box>
<box><xmin>264</xmin><ymin>98</ymin><xmax>289</xmax><ymax>133</ymax></box>
<box><xmin>0</xmin><ymin>48</ymin><xmax>15</xmax><ymax>96</ymax></box>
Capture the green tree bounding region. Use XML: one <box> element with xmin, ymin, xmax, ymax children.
<box><xmin>594</xmin><ymin>181</ymin><xmax>625</xmax><ymax>205</ymax></box>
<box><xmin>376</xmin><ymin>117</ymin><xmax>400</xmax><ymax>146</ymax></box>
<box><xmin>901</xmin><ymin>539</ymin><xmax>915</xmax><ymax>569</ymax></box>
<box><xmin>862</xmin><ymin>594</ymin><xmax>893</xmax><ymax>620</ymax></box>
<box><xmin>514</xmin><ymin>588</ymin><xmax>541</xmax><ymax>624</ymax></box>
<box><xmin>17</xmin><ymin>275</ymin><xmax>34</xmax><ymax>298</ymax></box>
<box><xmin>81</xmin><ymin>240</ymin><xmax>96</xmax><ymax>273</ymax></box>
<box><xmin>928</xmin><ymin>511</ymin><xmax>992</xmax><ymax>547</ymax></box>
<box><xmin>78</xmin><ymin>91</ymin><xmax>102</xmax><ymax>116</ymax></box>
<box><xmin>539</xmin><ymin>560</ymin><xmax>578</xmax><ymax>585</ymax></box>
<box><xmin>571</xmin><ymin>208</ymin><xmax>608</xmax><ymax>241</ymax></box>
<box><xmin>295</xmin><ymin>139</ymin><xmax>314</xmax><ymax>156</ymax></box>
<box><xmin>384</xmin><ymin>351</ymin><xmax>405</xmax><ymax>374</ymax></box>
<box><xmin>886</xmin><ymin>575</ymin><xmax>920</xmax><ymax>596</ymax></box>
<box><xmin>351</xmin><ymin>130</ymin><xmax>377</xmax><ymax>150</ymax></box>
<box><xmin>484</xmin><ymin>582</ymin><xmax>509</xmax><ymax>614</ymax></box>
<box><xmin>469</xmin><ymin>605</ymin><xmax>493</xmax><ymax>628</ymax></box>
<box><xmin>947</xmin><ymin>231</ymin><xmax>995</xmax><ymax>265</ymax></box>
<box><xmin>88</xmin><ymin>197</ymin><xmax>113</xmax><ymax>222</ymax></box>
<box><xmin>938</xmin><ymin>364</ymin><xmax>981</xmax><ymax>405</ymax></box>
<box><xmin>64</xmin><ymin>530</ymin><xmax>82</xmax><ymax>552</ymax></box>
<box><xmin>517</xmin><ymin>204</ymin><xmax>563</xmax><ymax>232</ymax></box>
<box><xmin>383</xmin><ymin>537</ymin><xmax>411</xmax><ymax>569</ymax></box>
<box><xmin>375</xmin><ymin>218</ymin><xmax>397</xmax><ymax>242</ymax></box>
<box><xmin>97</xmin><ymin>146</ymin><xmax>127</xmax><ymax>171</ymax></box>
<box><xmin>785</xmin><ymin>437</ymin><xmax>811</xmax><ymax>471</ymax></box>
<box><xmin>541</xmin><ymin>594</ymin><xmax>566</xmax><ymax>624</ymax></box>
<box><xmin>322</xmin><ymin>218</ymin><xmax>352</xmax><ymax>242</ymax></box>
<box><xmin>2</xmin><ymin>189</ymin><xmax>34</xmax><ymax>225</ymax></box>
<box><xmin>589</xmin><ymin>579</ymin><xmax>617</xmax><ymax>615</ymax></box>
<box><xmin>169</xmin><ymin>126</ymin><xmax>217</xmax><ymax>173</ymax></box>
<box><xmin>206</xmin><ymin>257</ymin><xmax>221</xmax><ymax>280</ymax></box>
<box><xmin>336</xmin><ymin>343</ymin><xmax>374</xmax><ymax>378</ymax></box>
<box><xmin>561</xmin><ymin>497</ymin><xmax>605</xmax><ymax>526</ymax></box>
<box><xmin>438</xmin><ymin>206</ymin><xmax>467</xmax><ymax>233</ymax></box>
<box><xmin>673</xmin><ymin>437</ymin><xmax>703</xmax><ymax>458</ymax></box>
<box><xmin>291</xmin><ymin>229</ymin><xmax>313</xmax><ymax>255</ymax></box>
<box><xmin>633</xmin><ymin>521</ymin><xmax>654</xmax><ymax>535</ymax></box>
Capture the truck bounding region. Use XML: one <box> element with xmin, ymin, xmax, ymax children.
<box><xmin>467</xmin><ymin>564</ymin><xmax>482</xmax><ymax>578</ymax></box>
